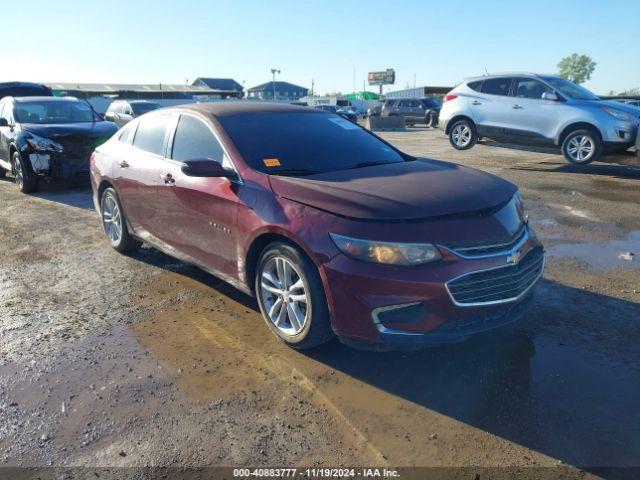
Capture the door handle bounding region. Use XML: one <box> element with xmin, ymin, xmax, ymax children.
<box><xmin>119</xmin><ymin>160</ymin><xmax>129</xmax><ymax>168</ymax></box>
<box><xmin>512</xmin><ymin>105</ymin><xmax>524</xmax><ymax>109</ymax></box>
<box><xmin>161</xmin><ymin>173</ymin><xmax>175</xmax><ymax>185</ymax></box>
<box><xmin>472</xmin><ymin>100</ymin><xmax>482</xmax><ymax>105</ymax></box>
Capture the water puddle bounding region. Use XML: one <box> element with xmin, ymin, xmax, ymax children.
<box><xmin>548</xmin><ymin>231</ymin><xmax>640</xmax><ymax>271</ymax></box>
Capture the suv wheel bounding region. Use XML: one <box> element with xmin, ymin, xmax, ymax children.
<box><xmin>255</xmin><ymin>242</ymin><xmax>334</xmax><ymax>350</ymax></box>
<box><xmin>100</xmin><ymin>188</ymin><xmax>142</xmax><ymax>252</ymax></box>
<box><xmin>12</xmin><ymin>152</ymin><xmax>38</xmax><ymax>193</ymax></box>
<box><xmin>561</xmin><ymin>129</ymin><xmax>602</xmax><ymax>164</ymax></box>
<box><xmin>449</xmin><ymin>119</ymin><xmax>477</xmax><ymax>150</ymax></box>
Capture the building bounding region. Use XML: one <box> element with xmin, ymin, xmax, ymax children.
<box><xmin>45</xmin><ymin>81</ymin><xmax>241</xmax><ymax>114</ymax></box>
<box><xmin>191</xmin><ymin>77</ymin><xmax>243</xmax><ymax>97</ymax></box>
<box><xmin>246</xmin><ymin>81</ymin><xmax>308</xmax><ymax>101</ymax></box>
<box><xmin>385</xmin><ymin>85</ymin><xmax>453</xmax><ymax>99</ymax></box>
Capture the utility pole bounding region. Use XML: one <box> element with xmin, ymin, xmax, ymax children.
<box><xmin>270</xmin><ymin>68</ymin><xmax>280</xmax><ymax>102</ymax></box>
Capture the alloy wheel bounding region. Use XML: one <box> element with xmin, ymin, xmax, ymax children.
<box><xmin>452</xmin><ymin>124</ymin><xmax>472</xmax><ymax>147</ymax></box>
<box><xmin>566</xmin><ymin>135</ymin><xmax>595</xmax><ymax>162</ymax></box>
<box><xmin>101</xmin><ymin>192</ymin><xmax>122</xmax><ymax>245</ymax></box>
<box><xmin>260</xmin><ymin>256</ymin><xmax>309</xmax><ymax>336</ymax></box>
<box><xmin>13</xmin><ymin>159</ymin><xmax>23</xmax><ymax>190</ymax></box>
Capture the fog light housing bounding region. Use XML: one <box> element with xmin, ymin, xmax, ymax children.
<box><xmin>372</xmin><ymin>302</ymin><xmax>429</xmax><ymax>329</ymax></box>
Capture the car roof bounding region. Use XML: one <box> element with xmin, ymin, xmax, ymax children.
<box><xmin>462</xmin><ymin>72</ymin><xmax>560</xmax><ymax>82</ymax></box>
<box><xmin>170</xmin><ymin>101</ymin><xmax>314</xmax><ymax>118</ymax></box>
<box><xmin>0</xmin><ymin>81</ymin><xmax>49</xmax><ymax>89</ymax></box>
<box><xmin>13</xmin><ymin>96</ymin><xmax>79</xmax><ymax>103</ymax></box>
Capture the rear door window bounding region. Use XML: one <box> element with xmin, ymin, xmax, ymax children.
<box><xmin>481</xmin><ymin>78</ymin><xmax>513</xmax><ymax>96</ymax></box>
<box><xmin>132</xmin><ymin>114</ymin><xmax>169</xmax><ymax>156</ymax></box>
<box><xmin>171</xmin><ymin>114</ymin><xmax>224</xmax><ymax>163</ymax></box>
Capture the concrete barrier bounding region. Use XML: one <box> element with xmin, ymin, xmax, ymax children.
<box><xmin>366</xmin><ymin>116</ymin><xmax>405</xmax><ymax>131</ymax></box>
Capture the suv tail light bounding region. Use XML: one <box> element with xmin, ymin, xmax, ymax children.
<box><xmin>89</xmin><ymin>151</ymin><xmax>96</xmax><ymax>166</ymax></box>
<box><xmin>443</xmin><ymin>94</ymin><xmax>458</xmax><ymax>103</ymax></box>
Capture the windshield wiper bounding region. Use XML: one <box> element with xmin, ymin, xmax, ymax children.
<box><xmin>267</xmin><ymin>168</ymin><xmax>321</xmax><ymax>176</ymax></box>
<box><xmin>344</xmin><ymin>161</ymin><xmax>390</xmax><ymax>170</ymax></box>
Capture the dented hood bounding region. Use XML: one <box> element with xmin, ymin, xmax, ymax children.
<box><xmin>268</xmin><ymin>159</ymin><xmax>518</xmax><ymax>221</ymax></box>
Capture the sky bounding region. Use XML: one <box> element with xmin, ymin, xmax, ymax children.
<box><xmin>4</xmin><ymin>0</ymin><xmax>639</xmax><ymax>95</ymax></box>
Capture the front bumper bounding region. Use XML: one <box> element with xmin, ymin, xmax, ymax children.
<box><xmin>322</xmin><ymin>228</ymin><xmax>543</xmax><ymax>349</ymax></box>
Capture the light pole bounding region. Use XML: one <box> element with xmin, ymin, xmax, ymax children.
<box><xmin>270</xmin><ymin>68</ymin><xmax>280</xmax><ymax>102</ymax></box>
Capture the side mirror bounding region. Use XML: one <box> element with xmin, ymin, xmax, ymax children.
<box><xmin>0</xmin><ymin>118</ymin><xmax>8</xmax><ymax>127</ymax></box>
<box><xmin>181</xmin><ymin>159</ymin><xmax>236</xmax><ymax>179</ymax></box>
<box><xmin>542</xmin><ymin>92</ymin><xmax>558</xmax><ymax>101</ymax></box>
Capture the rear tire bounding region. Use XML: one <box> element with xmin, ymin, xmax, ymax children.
<box><xmin>449</xmin><ymin>119</ymin><xmax>477</xmax><ymax>150</ymax></box>
<box><xmin>12</xmin><ymin>151</ymin><xmax>38</xmax><ymax>193</ymax></box>
<box><xmin>561</xmin><ymin>129</ymin><xmax>602</xmax><ymax>165</ymax></box>
<box><xmin>425</xmin><ymin>111</ymin><xmax>438</xmax><ymax>128</ymax></box>
<box><xmin>255</xmin><ymin>242</ymin><xmax>334</xmax><ymax>350</ymax></box>
<box><xmin>100</xmin><ymin>187</ymin><xmax>142</xmax><ymax>253</ymax></box>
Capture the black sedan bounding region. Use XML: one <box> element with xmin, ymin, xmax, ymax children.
<box><xmin>0</xmin><ymin>96</ymin><xmax>117</xmax><ymax>193</ymax></box>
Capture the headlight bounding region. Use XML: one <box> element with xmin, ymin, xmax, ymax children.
<box><xmin>602</xmin><ymin>107</ymin><xmax>633</xmax><ymax>122</ymax></box>
<box><xmin>330</xmin><ymin>233</ymin><xmax>441</xmax><ymax>266</ymax></box>
<box><xmin>26</xmin><ymin>134</ymin><xmax>63</xmax><ymax>153</ymax></box>
<box><xmin>513</xmin><ymin>192</ymin><xmax>526</xmax><ymax>220</ymax></box>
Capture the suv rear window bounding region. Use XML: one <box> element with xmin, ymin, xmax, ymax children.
<box><xmin>482</xmin><ymin>78</ymin><xmax>512</xmax><ymax>96</ymax></box>
<box><xmin>467</xmin><ymin>80</ymin><xmax>483</xmax><ymax>92</ymax></box>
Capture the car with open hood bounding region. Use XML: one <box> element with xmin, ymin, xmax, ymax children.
<box><xmin>90</xmin><ymin>102</ymin><xmax>544</xmax><ymax>350</ymax></box>
<box><xmin>0</xmin><ymin>96</ymin><xmax>118</xmax><ymax>192</ymax></box>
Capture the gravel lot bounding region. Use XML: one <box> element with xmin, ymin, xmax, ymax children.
<box><xmin>0</xmin><ymin>128</ymin><xmax>638</xmax><ymax>476</ymax></box>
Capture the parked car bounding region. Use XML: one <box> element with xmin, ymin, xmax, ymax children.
<box><xmin>0</xmin><ymin>81</ymin><xmax>52</xmax><ymax>101</ymax></box>
<box><xmin>336</xmin><ymin>106</ymin><xmax>359</xmax><ymax>123</ymax></box>
<box><xmin>367</xmin><ymin>105</ymin><xmax>382</xmax><ymax>118</ymax></box>
<box><xmin>439</xmin><ymin>73</ymin><xmax>640</xmax><ymax>164</ymax></box>
<box><xmin>314</xmin><ymin>104</ymin><xmax>357</xmax><ymax>123</ymax></box>
<box><xmin>91</xmin><ymin>102</ymin><xmax>544</xmax><ymax>350</ymax></box>
<box><xmin>0</xmin><ymin>96</ymin><xmax>118</xmax><ymax>192</ymax></box>
<box><xmin>104</xmin><ymin>100</ymin><xmax>161</xmax><ymax>127</ymax></box>
<box><xmin>381</xmin><ymin>98</ymin><xmax>441</xmax><ymax>127</ymax></box>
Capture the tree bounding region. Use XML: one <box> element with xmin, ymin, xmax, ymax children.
<box><xmin>557</xmin><ymin>54</ymin><xmax>596</xmax><ymax>84</ymax></box>
<box><xmin>616</xmin><ymin>88</ymin><xmax>639</xmax><ymax>96</ymax></box>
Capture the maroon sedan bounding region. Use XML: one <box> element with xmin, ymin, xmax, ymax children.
<box><xmin>90</xmin><ymin>103</ymin><xmax>544</xmax><ymax>350</ymax></box>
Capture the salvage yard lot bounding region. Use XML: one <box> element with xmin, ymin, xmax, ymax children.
<box><xmin>0</xmin><ymin>128</ymin><xmax>639</xmax><ymax>472</ymax></box>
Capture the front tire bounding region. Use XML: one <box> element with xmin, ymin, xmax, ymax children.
<box><xmin>100</xmin><ymin>187</ymin><xmax>141</xmax><ymax>253</ymax></box>
<box><xmin>255</xmin><ymin>242</ymin><xmax>334</xmax><ymax>350</ymax></box>
<box><xmin>12</xmin><ymin>152</ymin><xmax>38</xmax><ymax>193</ymax></box>
<box><xmin>561</xmin><ymin>129</ymin><xmax>602</xmax><ymax>164</ymax></box>
<box><xmin>449</xmin><ymin>119</ymin><xmax>477</xmax><ymax>150</ymax></box>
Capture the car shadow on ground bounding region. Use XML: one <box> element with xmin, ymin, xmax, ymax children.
<box><xmin>0</xmin><ymin>176</ymin><xmax>94</xmax><ymax>209</ymax></box>
<box><xmin>126</xmin><ymin>244</ymin><xmax>640</xmax><ymax>476</ymax></box>
<box><xmin>510</xmin><ymin>160</ymin><xmax>640</xmax><ymax>181</ymax></box>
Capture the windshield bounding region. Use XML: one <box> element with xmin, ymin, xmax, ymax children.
<box><xmin>541</xmin><ymin>76</ymin><xmax>600</xmax><ymax>101</ymax></box>
<box><xmin>421</xmin><ymin>99</ymin><xmax>440</xmax><ymax>108</ymax></box>
<box><xmin>14</xmin><ymin>100</ymin><xmax>99</xmax><ymax>124</ymax></box>
<box><xmin>219</xmin><ymin>112</ymin><xmax>405</xmax><ymax>175</ymax></box>
<box><xmin>131</xmin><ymin>102</ymin><xmax>160</xmax><ymax>115</ymax></box>
<box><xmin>317</xmin><ymin>105</ymin><xmax>337</xmax><ymax>113</ymax></box>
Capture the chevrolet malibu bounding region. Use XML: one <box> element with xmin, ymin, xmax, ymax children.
<box><xmin>90</xmin><ymin>103</ymin><xmax>544</xmax><ymax>350</ymax></box>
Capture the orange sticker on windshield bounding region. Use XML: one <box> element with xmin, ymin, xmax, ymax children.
<box><xmin>263</xmin><ymin>158</ymin><xmax>281</xmax><ymax>167</ymax></box>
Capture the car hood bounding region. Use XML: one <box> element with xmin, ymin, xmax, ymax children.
<box><xmin>23</xmin><ymin>121</ymin><xmax>118</xmax><ymax>139</ymax></box>
<box><xmin>571</xmin><ymin>99</ymin><xmax>640</xmax><ymax>116</ymax></box>
<box><xmin>268</xmin><ymin>159</ymin><xmax>518</xmax><ymax>221</ymax></box>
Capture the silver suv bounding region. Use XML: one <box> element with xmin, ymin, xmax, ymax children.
<box><xmin>439</xmin><ymin>73</ymin><xmax>640</xmax><ymax>164</ymax></box>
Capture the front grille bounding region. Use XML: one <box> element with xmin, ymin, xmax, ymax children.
<box><xmin>449</xmin><ymin>224</ymin><xmax>527</xmax><ymax>257</ymax></box>
<box><xmin>447</xmin><ymin>247</ymin><xmax>544</xmax><ymax>306</ymax></box>
<box><xmin>57</xmin><ymin>136</ymin><xmax>107</xmax><ymax>160</ymax></box>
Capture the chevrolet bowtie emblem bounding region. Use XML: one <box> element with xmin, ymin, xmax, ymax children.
<box><xmin>507</xmin><ymin>250</ymin><xmax>522</xmax><ymax>265</ymax></box>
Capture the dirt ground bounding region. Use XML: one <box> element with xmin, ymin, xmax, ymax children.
<box><xmin>0</xmin><ymin>128</ymin><xmax>638</xmax><ymax>477</ymax></box>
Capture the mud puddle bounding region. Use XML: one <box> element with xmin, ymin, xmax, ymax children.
<box><xmin>548</xmin><ymin>231</ymin><xmax>640</xmax><ymax>271</ymax></box>
<box><xmin>127</xmin><ymin>268</ymin><xmax>640</xmax><ymax>468</ymax></box>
